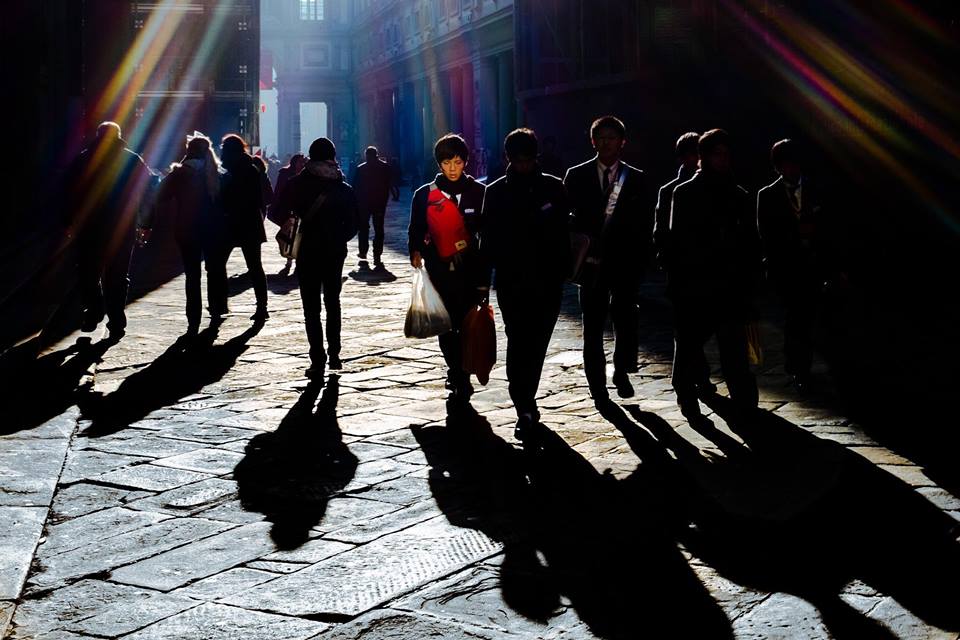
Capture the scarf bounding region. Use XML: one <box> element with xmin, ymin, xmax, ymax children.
<box><xmin>305</xmin><ymin>159</ymin><xmax>343</xmax><ymax>181</ymax></box>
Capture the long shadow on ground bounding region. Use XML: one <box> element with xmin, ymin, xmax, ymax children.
<box><xmin>414</xmin><ymin>404</ymin><xmax>732</xmax><ymax>639</ymax></box>
<box><xmin>615</xmin><ymin>399</ymin><xmax>960</xmax><ymax>639</ymax></box>
<box><xmin>77</xmin><ymin>320</ymin><xmax>263</xmax><ymax>437</ymax></box>
<box><xmin>234</xmin><ymin>375</ymin><xmax>357</xmax><ymax>550</ymax></box>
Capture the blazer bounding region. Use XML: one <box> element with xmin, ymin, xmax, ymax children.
<box><xmin>564</xmin><ymin>157</ymin><xmax>653</xmax><ymax>284</ymax></box>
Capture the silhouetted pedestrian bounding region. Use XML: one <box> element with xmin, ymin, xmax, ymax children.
<box><xmin>565</xmin><ymin>116</ymin><xmax>653</xmax><ymax>404</ymax></box>
<box><xmin>352</xmin><ymin>146</ymin><xmax>394</xmax><ymax>266</ymax></box>
<box><xmin>155</xmin><ymin>132</ymin><xmax>227</xmax><ymax>334</ymax></box>
<box><xmin>668</xmin><ymin>129</ymin><xmax>760</xmax><ymax>421</ymax></box>
<box><xmin>479</xmin><ymin>128</ymin><xmax>570</xmax><ymax>439</ymax></box>
<box><xmin>408</xmin><ymin>133</ymin><xmax>486</xmax><ymax>401</ymax></box>
<box><xmin>271</xmin><ymin>153</ymin><xmax>307</xmax><ymax>273</ymax></box>
<box><xmin>757</xmin><ymin>139</ymin><xmax>847</xmax><ymax>391</ymax></box>
<box><xmin>273</xmin><ymin>137</ymin><xmax>358</xmax><ymax>379</ymax></box>
<box><xmin>218</xmin><ymin>134</ymin><xmax>268</xmax><ymax>320</ymax></box>
<box><xmin>65</xmin><ymin>121</ymin><xmax>154</xmax><ymax>339</ymax></box>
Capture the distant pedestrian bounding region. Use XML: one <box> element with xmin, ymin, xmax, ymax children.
<box><xmin>408</xmin><ymin>133</ymin><xmax>486</xmax><ymax>401</ymax></box>
<box><xmin>757</xmin><ymin>139</ymin><xmax>847</xmax><ymax>391</ymax></box>
<box><xmin>218</xmin><ymin>134</ymin><xmax>269</xmax><ymax>320</ymax></box>
<box><xmin>352</xmin><ymin>146</ymin><xmax>394</xmax><ymax>266</ymax></box>
<box><xmin>154</xmin><ymin>132</ymin><xmax>226</xmax><ymax>334</ymax></box>
<box><xmin>479</xmin><ymin>128</ymin><xmax>570</xmax><ymax>439</ymax></box>
<box><xmin>273</xmin><ymin>137</ymin><xmax>358</xmax><ymax>379</ymax></box>
<box><xmin>251</xmin><ymin>155</ymin><xmax>274</xmax><ymax>221</ymax></box>
<box><xmin>668</xmin><ymin>129</ymin><xmax>760</xmax><ymax>421</ymax></box>
<box><xmin>271</xmin><ymin>153</ymin><xmax>307</xmax><ymax>273</ymax></box>
<box><xmin>65</xmin><ymin>121</ymin><xmax>154</xmax><ymax>339</ymax></box>
<box><xmin>565</xmin><ymin>115</ymin><xmax>653</xmax><ymax>405</ymax></box>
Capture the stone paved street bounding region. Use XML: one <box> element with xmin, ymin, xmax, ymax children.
<box><xmin>2</xmin><ymin>191</ymin><xmax>959</xmax><ymax>639</ymax></box>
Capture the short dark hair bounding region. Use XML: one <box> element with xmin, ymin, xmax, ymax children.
<box><xmin>365</xmin><ymin>145</ymin><xmax>379</xmax><ymax>159</ymax></box>
<box><xmin>675</xmin><ymin>132</ymin><xmax>700</xmax><ymax>157</ymax></box>
<box><xmin>96</xmin><ymin>121</ymin><xmax>122</xmax><ymax>141</ymax></box>
<box><xmin>434</xmin><ymin>133</ymin><xmax>469</xmax><ymax>164</ymax></box>
<box><xmin>308</xmin><ymin>137</ymin><xmax>336</xmax><ymax>161</ymax></box>
<box><xmin>590</xmin><ymin>115</ymin><xmax>626</xmax><ymax>139</ymax></box>
<box><xmin>503</xmin><ymin>128</ymin><xmax>538</xmax><ymax>160</ymax></box>
<box><xmin>698</xmin><ymin>128</ymin><xmax>731</xmax><ymax>158</ymax></box>
<box><xmin>770</xmin><ymin>138</ymin><xmax>799</xmax><ymax>168</ymax></box>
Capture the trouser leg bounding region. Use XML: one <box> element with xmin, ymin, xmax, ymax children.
<box><xmin>357</xmin><ymin>209</ymin><xmax>371</xmax><ymax>257</ymax></box>
<box><xmin>206</xmin><ymin>244</ymin><xmax>229</xmax><ymax>315</ymax></box>
<box><xmin>672</xmin><ymin>300</ymin><xmax>711</xmax><ymax>406</ymax></box>
<box><xmin>610</xmin><ymin>282</ymin><xmax>639</xmax><ymax>373</ymax></box>
<box><xmin>717</xmin><ymin>316</ymin><xmax>758</xmax><ymax>409</ymax></box>
<box><xmin>503</xmin><ymin>289</ymin><xmax>561</xmax><ymax>417</ymax></box>
<box><xmin>580</xmin><ymin>284</ymin><xmax>611</xmax><ymax>396</ymax></box>
<box><xmin>298</xmin><ymin>265</ymin><xmax>325</xmax><ymax>365</ymax></box>
<box><xmin>179</xmin><ymin>240</ymin><xmax>203</xmax><ymax>327</ymax></box>
<box><xmin>321</xmin><ymin>255</ymin><xmax>345</xmax><ymax>358</ymax></box>
<box><xmin>104</xmin><ymin>238</ymin><xmax>134</xmax><ymax>332</ymax></box>
<box><xmin>241</xmin><ymin>242</ymin><xmax>268</xmax><ymax>309</ymax></box>
<box><xmin>78</xmin><ymin>242</ymin><xmax>105</xmax><ymax>325</ymax></box>
<box><xmin>372</xmin><ymin>208</ymin><xmax>386</xmax><ymax>261</ymax></box>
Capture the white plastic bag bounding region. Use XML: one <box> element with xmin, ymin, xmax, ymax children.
<box><xmin>404</xmin><ymin>266</ymin><xmax>452</xmax><ymax>338</ymax></box>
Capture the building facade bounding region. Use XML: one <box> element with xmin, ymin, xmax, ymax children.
<box><xmin>261</xmin><ymin>0</ymin><xmax>355</xmax><ymax>161</ymax></box>
<box><xmin>351</xmin><ymin>0</ymin><xmax>515</xmax><ymax>181</ymax></box>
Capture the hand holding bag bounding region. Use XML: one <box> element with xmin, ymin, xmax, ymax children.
<box><xmin>404</xmin><ymin>266</ymin><xmax>452</xmax><ymax>338</ymax></box>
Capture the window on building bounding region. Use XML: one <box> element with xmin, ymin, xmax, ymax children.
<box><xmin>300</xmin><ymin>0</ymin><xmax>324</xmax><ymax>21</ymax></box>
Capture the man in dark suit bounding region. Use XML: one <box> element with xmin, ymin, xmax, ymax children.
<box><xmin>668</xmin><ymin>129</ymin><xmax>760</xmax><ymax>421</ymax></box>
<box><xmin>757</xmin><ymin>139</ymin><xmax>846</xmax><ymax>390</ymax></box>
<box><xmin>566</xmin><ymin>116</ymin><xmax>653</xmax><ymax>404</ymax></box>
<box><xmin>352</xmin><ymin>146</ymin><xmax>398</xmax><ymax>266</ymax></box>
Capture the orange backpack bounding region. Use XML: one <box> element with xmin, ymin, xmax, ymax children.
<box><xmin>426</xmin><ymin>183</ymin><xmax>470</xmax><ymax>260</ymax></box>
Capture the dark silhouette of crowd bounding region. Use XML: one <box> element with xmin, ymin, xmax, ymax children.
<box><xmin>65</xmin><ymin>116</ymin><xmax>850</xmax><ymax>434</ymax></box>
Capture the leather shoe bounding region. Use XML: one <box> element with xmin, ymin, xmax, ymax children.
<box><xmin>612</xmin><ymin>370</ymin><xmax>634</xmax><ymax>398</ymax></box>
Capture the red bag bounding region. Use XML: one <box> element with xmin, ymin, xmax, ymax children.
<box><xmin>460</xmin><ymin>304</ymin><xmax>497</xmax><ymax>385</ymax></box>
<box><xmin>426</xmin><ymin>184</ymin><xmax>470</xmax><ymax>260</ymax></box>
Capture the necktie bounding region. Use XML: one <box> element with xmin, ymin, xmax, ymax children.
<box><xmin>602</xmin><ymin>167</ymin><xmax>612</xmax><ymax>193</ymax></box>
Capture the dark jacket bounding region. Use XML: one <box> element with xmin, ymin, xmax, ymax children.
<box><xmin>273</xmin><ymin>160</ymin><xmax>358</xmax><ymax>257</ymax></box>
<box><xmin>757</xmin><ymin>176</ymin><xmax>841</xmax><ymax>287</ymax></box>
<box><xmin>408</xmin><ymin>174</ymin><xmax>486</xmax><ymax>267</ymax></box>
<box><xmin>479</xmin><ymin>167</ymin><xmax>571</xmax><ymax>291</ymax></box>
<box><xmin>155</xmin><ymin>159</ymin><xmax>222</xmax><ymax>244</ymax></box>
<box><xmin>352</xmin><ymin>158</ymin><xmax>393</xmax><ymax>211</ymax></box>
<box><xmin>653</xmin><ymin>165</ymin><xmax>697</xmax><ymax>268</ymax></box>
<box><xmin>668</xmin><ymin>169</ymin><xmax>760</xmax><ymax>302</ymax></box>
<box><xmin>564</xmin><ymin>157</ymin><xmax>653</xmax><ymax>284</ymax></box>
<box><xmin>220</xmin><ymin>154</ymin><xmax>266</xmax><ymax>246</ymax></box>
<box><xmin>65</xmin><ymin>139</ymin><xmax>154</xmax><ymax>248</ymax></box>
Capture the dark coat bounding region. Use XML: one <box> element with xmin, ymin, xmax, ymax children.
<box><xmin>155</xmin><ymin>160</ymin><xmax>222</xmax><ymax>244</ymax></box>
<box><xmin>757</xmin><ymin>176</ymin><xmax>840</xmax><ymax>288</ymax></box>
<box><xmin>653</xmin><ymin>165</ymin><xmax>697</xmax><ymax>268</ymax></box>
<box><xmin>408</xmin><ymin>174</ymin><xmax>486</xmax><ymax>268</ymax></box>
<box><xmin>352</xmin><ymin>158</ymin><xmax>393</xmax><ymax>212</ymax></box>
<box><xmin>479</xmin><ymin>167</ymin><xmax>571</xmax><ymax>291</ymax></box>
<box><xmin>668</xmin><ymin>169</ymin><xmax>761</xmax><ymax>305</ymax></box>
<box><xmin>220</xmin><ymin>154</ymin><xmax>266</xmax><ymax>246</ymax></box>
<box><xmin>564</xmin><ymin>157</ymin><xmax>653</xmax><ymax>285</ymax></box>
<box><xmin>65</xmin><ymin>140</ymin><xmax>154</xmax><ymax>249</ymax></box>
<box><xmin>272</xmin><ymin>161</ymin><xmax>358</xmax><ymax>258</ymax></box>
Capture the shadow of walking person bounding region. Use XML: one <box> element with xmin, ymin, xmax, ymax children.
<box><xmin>412</xmin><ymin>405</ymin><xmax>561</xmax><ymax>623</ymax></box>
<box><xmin>78</xmin><ymin>320</ymin><xmax>263</xmax><ymax>437</ymax></box>
<box><xmin>416</xmin><ymin>403</ymin><xmax>732</xmax><ymax>638</ymax></box>
<box><xmin>623</xmin><ymin>400</ymin><xmax>960</xmax><ymax>639</ymax></box>
<box><xmin>1</xmin><ymin>336</ymin><xmax>115</xmax><ymax>436</ymax></box>
<box><xmin>347</xmin><ymin>260</ymin><xmax>397</xmax><ymax>285</ymax></box>
<box><xmin>234</xmin><ymin>375</ymin><xmax>357</xmax><ymax>550</ymax></box>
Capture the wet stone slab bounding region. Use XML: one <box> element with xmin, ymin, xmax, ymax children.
<box><xmin>50</xmin><ymin>483</ymin><xmax>151</xmax><ymax>521</ymax></box>
<box><xmin>65</xmin><ymin>592</ymin><xmax>199</xmax><ymax>637</ymax></box>
<box><xmin>0</xmin><ymin>507</ymin><xmax>46</xmax><ymax>599</ymax></box>
<box><xmin>151</xmin><ymin>448</ymin><xmax>244</xmax><ymax>475</ymax></box>
<box><xmin>311</xmin><ymin>609</ymin><xmax>510</xmax><ymax>639</ymax></box>
<box><xmin>148</xmin><ymin>422</ymin><xmax>258</xmax><ymax>445</ymax></box>
<box><xmin>126</xmin><ymin>477</ymin><xmax>237</xmax><ymax>516</ymax></box>
<box><xmin>225</xmin><ymin>516</ymin><xmax>502</xmax><ymax>617</ymax></box>
<box><xmin>59</xmin><ymin>449</ymin><xmax>151</xmax><ymax>484</ymax></box>
<box><xmin>123</xmin><ymin>602</ymin><xmax>328</xmax><ymax>640</ymax></box>
<box><xmin>0</xmin><ymin>438</ymin><xmax>69</xmax><ymax>507</ymax></box>
<box><xmin>11</xmin><ymin>580</ymin><xmax>156</xmax><ymax>637</ymax></box>
<box><xmin>91</xmin><ymin>463</ymin><xmax>214</xmax><ymax>492</ymax></box>
<box><xmin>40</xmin><ymin>506</ymin><xmax>170</xmax><ymax>558</ymax></box>
<box><xmin>174</xmin><ymin>567</ymin><xmax>278</xmax><ymax>602</ymax></box>
<box><xmin>110</xmin><ymin>521</ymin><xmax>274</xmax><ymax>591</ymax></box>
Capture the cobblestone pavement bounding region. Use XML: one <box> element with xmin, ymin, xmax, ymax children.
<box><xmin>3</xmin><ymin>190</ymin><xmax>959</xmax><ymax>639</ymax></box>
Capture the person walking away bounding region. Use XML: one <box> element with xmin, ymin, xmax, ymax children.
<box><xmin>565</xmin><ymin>115</ymin><xmax>653</xmax><ymax>405</ymax></box>
<box><xmin>272</xmin><ymin>137</ymin><xmax>358</xmax><ymax>379</ymax></box>
<box><xmin>352</xmin><ymin>146</ymin><xmax>394</xmax><ymax>267</ymax></box>
<box><xmin>668</xmin><ymin>129</ymin><xmax>760</xmax><ymax>422</ymax></box>
<box><xmin>65</xmin><ymin>121</ymin><xmax>154</xmax><ymax>340</ymax></box>
<box><xmin>218</xmin><ymin>134</ymin><xmax>269</xmax><ymax>320</ymax></box>
<box><xmin>154</xmin><ymin>132</ymin><xmax>226</xmax><ymax>335</ymax></box>
<box><xmin>479</xmin><ymin>128</ymin><xmax>570</xmax><ymax>440</ymax></box>
<box><xmin>408</xmin><ymin>133</ymin><xmax>486</xmax><ymax>401</ymax></box>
